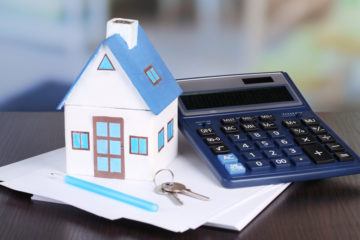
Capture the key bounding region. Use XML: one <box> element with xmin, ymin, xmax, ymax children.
<box><xmin>155</xmin><ymin>185</ymin><xmax>183</xmax><ymax>206</ymax></box>
<box><xmin>197</xmin><ymin>127</ymin><xmax>215</xmax><ymax>137</ymax></box>
<box><xmin>309</xmin><ymin>125</ymin><xmax>326</xmax><ymax>135</ymax></box>
<box><xmin>236</xmin><ymin>141</ymin><xmax>254</xmax><ymax>151</ymax></box>
<box><xmin>283</xmin><ymin>147</ymin><xmax>303</xmax><ymax>156</ymax></box>
<box><xmin>295</xmin><ymin>135</ymin><xmax>317</xmax><ymax>145</ymax></box>
<box><xmin>282</xmin><ymin>119</ymin><xmax>301</xmax><ymax>128</ymax></box>
<box><xmin>302</xmin><ymin>143</ymin><xmax>335</xmax><ymax>164</ymax></box>
<box><xmin>217</xmin><ymin>153</ymin><xmax>238</xmax><ymax>165</ymax></box>
<box><xmin>211</xmin><ymin>144</ymin><xmax>230</xmax><ymax>154</ymax></box>
<box><xmin>335</xmin><ymin>152</ymin><xmax>353</xmax><ymax>161</ymax></box>
<box><xmin>161</xmin><ymin>182</ymin><xmax>210</xmax><ymax>201</ymax></box>
<box><xmin>243</xmin><ymin>151</ymin><xmax>263</xmax><ymax>161</ymax></box>
<box><xmin>326</xmin><ymin>142</ymin><xmax>344</xmax><ymax>152</ymax></box>
<box><xmin>317</xmin><ymin>134</ymin><xmax>334</xmax><ymax>143</ymax></box>
<box><xmin>275</xmin><ymin>138</ymin><xmax>294</xmax><ymax>147</ymax></box>
<box><xmin>302</xmin><ymin>117</ymin><xmax>318</xmax><ymax>126</ymax></box>
<box><xmin>240</xmin><ymin>116</ymin><xmax>256</xmax><ymax>123</ymax></box>
<box><xmin>204</xmin><ymin>136</ymin><xmax>223</xmax><ymax>145</ymax></box>
<box><xmin>290</xmin><ymin>127</ymin><xmax>309</xmax><ymax>136</ymax></box>
<box><xmin>241</xmin><ymin>123</ymin><xmax>258</xmax><ymax>132</ymax></box>
<box><xmin>260</xmin><ymin>122</ymin><xmax>277</xmax><ymax>130</ymax></box>
<box><xmin>221</xmin><ymin>125</ymin><xmax>240</xmax><ymax>134</ymax></box>
<box><xmin>247</xmin><ymin>160</ymin><xmax>270</xmax><ymax>171</ymax></box>
<box><xmin>225</xmin><ymin>162</ymin><xmax>247</xmax><ymax>175</ymax></box>
<box><xmin>259</xmin><ymin>114</ymin><xmax>275</xmax><ymax>122</ymax></box>
<box><xmin>291</xmin><ymin>155</ymin><xmax>312</xmax><ymax>166</ymax></box>
<box><xmin>263</xmin><ymin>149</ymin><xmax>283</xmax><ymax>159</ymax></box>
<box><xmin>256</xmin><ymin>140</ymin><xmax>274</xmax><ymax>149</ymax></box>
<box><xmin>268</xmin><ymin>130</ymin><xmax>285</xmax><ymax>138</ymax></box>
<box><xmin>249</xmin><ymin>131</ymin><xmax>267</xmax><ymax>140</ymax></box>
<box><xmin>271</xmin><ymin>158</ymin><xmax>291</xmax><ymax>168</ymax></box>
<box><xmin>221</xmin><ymin>117</ymin><xmax>237</xmax><ymax>125</ymax></box>
<box><xmin>228</xmin><ymin>133</ymin><xmax>248</xmax><ymax>142</ymax></box>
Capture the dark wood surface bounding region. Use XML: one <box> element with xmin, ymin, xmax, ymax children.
<box><xmin>1</xmin><ymin>112</ymin><xmax>360</xmax><ymax>240</ymax></box>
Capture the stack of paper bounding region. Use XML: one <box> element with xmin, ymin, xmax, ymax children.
<box><xmin>0</xmin><ymin>135</ymin><xmax>289</xmax><ymax>232</ymax></box>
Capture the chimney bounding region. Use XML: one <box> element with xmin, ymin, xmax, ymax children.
<box><xmin>106</xmin><ymin>18</ymin><xmax>139</xmax><ymax>49</ymax></box>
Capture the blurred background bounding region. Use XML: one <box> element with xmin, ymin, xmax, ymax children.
<box><xmin>0</xmin><ymin>0</ymin><xmax>359</xmax><ymax>111</ymax></box>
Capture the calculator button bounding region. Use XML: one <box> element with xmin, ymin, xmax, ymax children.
<box><xmin>243</xmin><ymin>151</ymin><xmax>263</xmax><ymax>161</ymax></box>
<box><xmin>268</xmin><ymin>130</ymin><xmax>285</xmax><ymax>138</ymax></box>
<box><xmin>271</xmin><ymin>158</ymin><xmax>291</xmax><ymax>168</ymax></box>
<box><xmin>241</xmin><ymin>123</ymin><xmax>258</xmax><ymax>132</ymax></box>
<box><xmin>275</xmin><ymin>138</ymin><xmax>294</xmax><ymax>147</ymax></box>
<box><xmin>225</xmin><ymin>163</ymin><xmax>246</xmax><ymax>175</ymax></box>
<box><xmin>291</xmin><ymin>155</ymin><xmax>312</xmax><ymax>166</ymax></box>
<box><xmin>204</xmin><ymin>136</ymin><xmax>223</xmax><ymax>145</ymax></box>
<box><xmin>326</xmin><ymin>143</ymin><xmax>344</xmax><ymax>152</ymax></box>
<box><xmin>282</xmin><ymin>119</ymin><xmax>301</xmax><ymax>128</ymax></box>
<box><xmin>247</xmin><ymin>160</ymin><xmax>270</xmax><ymax>171</ymax></box>
<box><xmin>221</xmin><ymin>125</ymin><xmax>240</xmax><ymax>134</ymax></box>
<box><xmin>317</xmin><ymin>134</ymin><xmax>335</xmax><ymax>143</ymax></box>
<box><xmin>263</xmin><ymin>149</ymin><xmax>283</xmax><ymax>159</ymax></box>
<box><xmin>240</xmin><ymin>116</ymin><xmax>257</xmax><ymax>123</ymax></box>
<box><xmin>259</xmin><ymin>114</ymin><xmax>275</xmax><ymax>122</ymax></box>
<box><xmin>249</xmin><ymin>131</ymin><xmax>267</xmax><ymax>140</ymax></box>
<box><xmin>221</xmin><ymin>117</ymin><xmax>237</xmax><ymax>125</ymax></box>
<box><xmin>309</xmin><ymin>125</ymin><xmax>326</xmax><ymax>135</ymax></box>
<box><xmin>228</xmin><ymin>133</ymin><xmax>248</xmax><ymax>142</ymax></box>
<box><xmin>290</xmin><ymin>127</ymin><xmax>309</xmax><ymax>136</ymax></box>
<box><xmin>295</xmin><ymin>135</ymin><xmax>317</xmax><ymax>145</ymax></box>
<box><xmin>283</xmin><ymin>147</ymin><xmax>303</xmax><ymax>156</ymax></box>
<box><xmin>217</xmin><ymin>153</ymin><xmax>238</xmax><ymax>165</ymax></box>
<box><xmin>256</xmin><ymin>140</ymin><xmax>274</xmax><ymax>149</ymax></box>
<box><xmin>302</xmin><ymin>143</ymin><xmax>335</xmax><ymax>164</ymax></box>
<box><xmin>302</xmin><ymin>117</ymin><xmax>318</xmax><ymax>126</ymax></box>
<box><xmin>260</xmin><ymin>122</ymin><xmax>277</xmax><ymax>130</ymax></box>
<box><xmin>335</xmin><ymin>152</ymin><xmax>353</xmax><ymax>162</ymax></box>
<box><xmin>236</xmin><ymin>141</ymin><xmax>254</xmax><ymax>151</ymax></box>
<box><xmin>197</xmin><ymin>127</ymin><xmax>215</xmax><ymax>137</ymax></box>
<box><xmin>211</xmin><ymin>145</ymin><xmax>230</xmax><ymax>154</ymax></box>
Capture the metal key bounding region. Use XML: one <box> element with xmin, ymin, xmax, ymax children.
<box><xmin>154</xmin><ymin>185</ymin><xmax>183</xmax><ymax>205</ymax></box>
<box><xmin>161</xmin><ymin>182</ymin><xmax>210</xmax><ymax>201</ymax></box>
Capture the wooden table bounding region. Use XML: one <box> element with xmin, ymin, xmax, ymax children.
<box><xmin>0</xmin><ymin>112</ymin><xmax>360</xmax><ymax>239</ymax></box>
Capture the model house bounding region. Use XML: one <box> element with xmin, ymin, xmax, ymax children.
<box><xmin>57</xmin><ymin>18</ymin><xmax>182</xmax><ymax>181</ymax></box>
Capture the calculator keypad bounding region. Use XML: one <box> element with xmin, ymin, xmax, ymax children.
<box><xmin>196</xmin><ymin>114</ymin><xmax>355</xmax><ymax>178</ymax></box>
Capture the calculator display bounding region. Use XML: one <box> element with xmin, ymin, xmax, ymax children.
<box><xmin>180</xmin><ymin>86</ymin><xmax>294</xmax><ymax>111</ymax></box>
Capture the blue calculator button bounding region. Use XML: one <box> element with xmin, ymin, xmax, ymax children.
<box><xmin>263</xmin><ymin>149</ymin><xmax>283</xmax><ymax>158</ymax></box>
<box><xmin>225</xmin><ymin>163</ymin><xmax>246</xmax><ymax>175</ymax></box>
<box><xmin>275</xmin><ymin>138</ymin><xmax>294</xmax><ymax>147</ymax></box>
<box><xmin>271</xmin><ymin>158</ymin><xmax>291</xmax><ymax>168</ymax></box>
<box><xmin>283</xmin><ymin>147</ymin><xmax>303</xmax><ymax>156</ymax></box>
<box><xmin>256</xmin><ymin>140</ymin><xmax>274</xmax><ymax>149</ymax></box>
<box><xmin>249</xmin><ymin>131</ymin><xmax>267</xmax><ymax>140</ymax></box>
<box><xmin>243</xmin><ymin>151</ymin><xmax>263</xmax><ymax>161</ymax></box>
<box><xmin>268</xmin><ymin>130</ymin><xmax>285</xmax><ymax>138</ymax></box>
<box><xmin>217</xmin><ymin>153</ymin><xmax>238</xmax><ymax>165</ymax></box>
<box><xmin>236</xmin><ymin>141</ymin><xmax>254</xmax><ymax>151</ymax></box>
<box><xmin>291</xmin><ymin>155</ymin><xmax>312</xmax><ymax>166</ymax></box>
<box><xmin>247</xmin><ymin>160</ymin><xmax>270</xmax><ymax>171</ymax></box>
<box><xmin>228</xmin><ymin>133</ymin><xmax>248</xmax><ymax>142</ymax></box>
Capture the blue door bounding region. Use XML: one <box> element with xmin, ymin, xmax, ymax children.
<box><xmin>93</xmin><ymin>116</ymin><xmax>124</xmax><ymax>179</ymax></box>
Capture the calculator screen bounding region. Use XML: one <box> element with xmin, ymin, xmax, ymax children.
<box><xmin>180</xmin><ymin>86</ymin><xmax>294</xmax><ymax>110</ymax></box>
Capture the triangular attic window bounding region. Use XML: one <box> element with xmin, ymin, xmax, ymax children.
<box><xmin>98</xmin><ymin>54</ymin><xmax>115</xmax><ymax>71</ymax></box>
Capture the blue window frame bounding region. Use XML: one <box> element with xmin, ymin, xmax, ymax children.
<box><xmin>71</xmin><ymin>131</ymin><xmax>89</xmax><ymax>150</ymax></box>
<box><xmin>167</xmin><ymin>119</ymin><xmax>174</xmax><ymax>142</ymax></box>
<box><xmin>144</xmin><ymin>65</ymin><xmax>161</xmax><ymax>85</ymax></box>
<box><xmin>158</xmin><ymin>128</ymin><xmax>165</xmax><ymax>152</ymax></box>
<box><xmin>130</xmin><ymin>136</ymin><xmax>148</xmax><ymax>155</ymax></box>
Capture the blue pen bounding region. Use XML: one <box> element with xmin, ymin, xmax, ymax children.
<box><xmin>64</xmin><ymin>175</ymin><xmax>158</xmax><ymax>212</ymax></box>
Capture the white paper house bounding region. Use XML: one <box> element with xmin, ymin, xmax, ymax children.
<box><xmin>57</xmin><ymin>18</ymin><xmax>182</xmax><ymax>181</ymax></box>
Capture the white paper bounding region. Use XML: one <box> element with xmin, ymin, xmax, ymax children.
<box><xmin>0</xmin><ymin>135</ymin><xmax>289</xmax><ymax>232</ymax></box>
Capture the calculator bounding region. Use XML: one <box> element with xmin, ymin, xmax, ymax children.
<box><xmin>177</xmin><ymin>72</ymin><xmax>360</xmax><ymax>188</ymax></box>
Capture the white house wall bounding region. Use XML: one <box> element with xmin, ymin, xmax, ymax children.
<box><xmin>65</xmin><ymin>46</ymin><xmax>150</xmax><ymax>111</ymax></box>
<box><xmin>65</xmin><ymin>103</ymin><xmax>178</xmax><ymax>181</ymax></box>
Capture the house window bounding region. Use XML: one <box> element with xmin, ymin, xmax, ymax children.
<box><xmin>158</xmin><ymin>128</ymin><xmax>165</xmax><ymax>152</ymax></box>
<box><xmin>98</xmin><ymin>54</ymin><xmax>115</xmax><ymax>71</ymax></box>
<box><xmin>130</xmin><ymin>136</ymin><xmax>148</xmax><ymax>155</ymax></box>
<box><xmin>167</xmin><ymin>119</ymin><xmax>174</xmax><ymax>142</ymax></box>
<box><xmin>72</xmin><ymin>131</ymin><xmax>89</xmax><ymax>150</ymax></box>
<box><xmin>144</xmin><ymin>65</ymin><xmax>161</xmax><ymax>85</ymax></box>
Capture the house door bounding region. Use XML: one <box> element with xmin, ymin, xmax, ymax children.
<box><xmin>93</xmin><ymin>116</ymin><xmax>124</xmax><ymax>179</ymax></box>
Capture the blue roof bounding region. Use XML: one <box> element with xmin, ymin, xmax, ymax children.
<box><xmin>57</xmin><ymin>25</ymin><xmax>182</xmax><ymax>115</ymax></box>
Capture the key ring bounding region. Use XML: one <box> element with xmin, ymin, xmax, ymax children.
<box><xmin>153</xmin><ymin>169</ymin><xmax>174</xmax><ymax>187</ymax></box>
